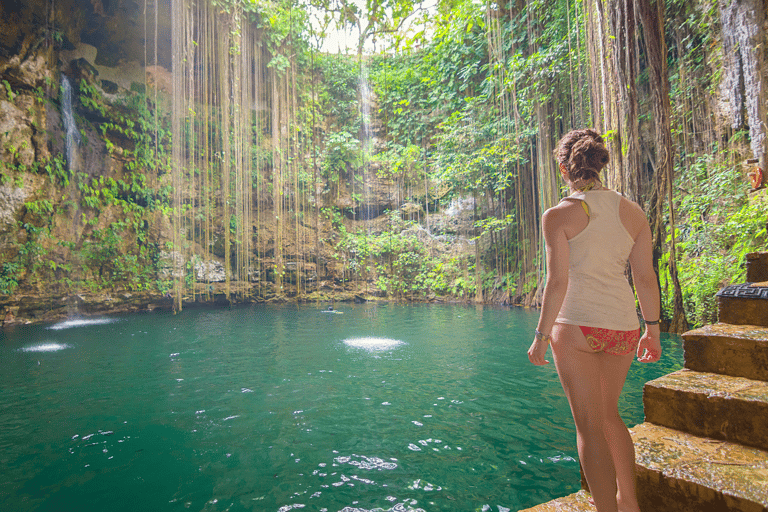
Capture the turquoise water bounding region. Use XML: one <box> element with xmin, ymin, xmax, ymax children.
<box><xmin>0</xmin><ymin>304</ymin><xmax>683</xmax><ymax>512</ymax></box>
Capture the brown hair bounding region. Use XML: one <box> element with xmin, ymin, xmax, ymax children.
<box><xmin>554</xmin><ymin>129</ymin><xmax>610</xmax><ymax>182</ymax></box>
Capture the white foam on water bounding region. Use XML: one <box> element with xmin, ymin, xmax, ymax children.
<box><xmin>48</xmin><ymin>318</ymin><xmax>118</xmax><ymax>330</ymax></box>
<box><xmin>343</xmin><ymin>337</ymin><xmax>404</xmax><ymax>351</ymax></box>
<box><xmin>20</xmin><ymin>342</ymin><xmax>72</xmax><ymax>353</ymax></box>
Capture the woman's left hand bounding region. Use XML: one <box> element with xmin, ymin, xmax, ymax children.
<box><xmin>636</xmin><ymin>329</ymin><xmax>662</xmax><ymax>363</ymax></box>
<box><xmin>528</xmin><ymin>337</ymin><xmax>550</xmax><ymax>366</ymax></box>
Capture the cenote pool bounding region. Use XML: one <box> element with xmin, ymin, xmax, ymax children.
<box><xmin>0</xmin><ymin>303</ymin><xmax>683</xmax><ymax>512</ymax></box>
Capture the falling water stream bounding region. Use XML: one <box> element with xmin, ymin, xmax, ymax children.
<box><xmin>60</xmin><ymin>75</ymin><xmax>80</xmax><ymax>173</ymax></box>
<box><xmin>360</xmin><ymin>64</ymin><xmax>373</xmax><ymax>151</ymax></box>
<box><xmin>359</xmin><ymin>63</ymin><xmax>376</xmax><ymax>224</ymax></box>
<box><xmin>0</xmin><ymin>304</ymin><xmax>684</xmax><ymax>511</ymax></box>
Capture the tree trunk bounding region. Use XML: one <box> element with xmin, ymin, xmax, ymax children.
<box><xmin>474</xmin><ymin>190</ymin><xmax>484</xmax><ymax>303</ymax></box>
<box><xmin>638</xmin><ymin>0</ymin><xmax>689</xmax><ymax>333</ymax></box>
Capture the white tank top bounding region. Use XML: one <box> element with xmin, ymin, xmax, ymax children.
<box><xmin>555</xmin><ymin>189</ymin><xmax>640</xmax><ymax>331</ymax></box>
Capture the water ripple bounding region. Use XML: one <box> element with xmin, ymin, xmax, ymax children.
<box><xmin>338</xmin><ymin>502</ymin><xmax>426</xmax><ymax>512</ymax></box>
<box><xmin>333</xmin><ymin>454</ymin><xmax>398</xmax><ymax>470</ymax></box>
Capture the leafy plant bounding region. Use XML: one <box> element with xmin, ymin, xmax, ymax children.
<box><xmin>0</xmin><ymin>262</ymin><xmax>20</xmax><ymax>295</ymax></box>
<box><xmin>321</xmin><ymin>131</ymin><xmax>360</xmax><ymax>181</ymax></box>
<box><xmin>2</xmin><ymin>79</ymin><xmax>16</xmax><ymax>101</ymax></box>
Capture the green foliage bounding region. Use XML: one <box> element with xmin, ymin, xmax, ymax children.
<box><xmin>433</xmin><ymin>103</ymin><xmax>526</xmax><ymax>195</ymax></box>
<box><xmin>321</xmin><ymin>131</ymin><xmax>360</xmax><ymax>181</ymax></box>
<box><xmin>231</xmin><ymin>0</ymin><xmax>311</xmax><ymax>71</ymax></box>
<box><xmin>372</xmin><ymin>142</ymin><xmax>424</xmax><ymax>182</ymax></box>
<box><xmin>475</xmin><ymin>214</ymin><xmax>516</xmax><ymax>237</ymax></box>
<box><xmin>6</xmin><ymin>153</ymin><xmax>70</xmax><ymax>187</ymax></box>
<box><xmin>82</xmin><ymin>223</ymin><xmax>124</xmax><ymax>277</ymax></box>
<box><xmin>667</xmin><ymin>0</ymin><xmax>721</xmax><ymax>97</ymax></box>
<box><xmin>370</xmin><ymin>52</ymin><xmax>430</xmax><ymax>145</ymax></box>
<box><xmin>306</xmin><ymin>0</ymin><xmax>429</xmax><ymax>54</ymax></box>
<box><xmin>3</xmin><ymin>139</ymin><xmax>30</xmax><ymax>172</ymax></box>
<box><xmin>450</xmin><ymin>274</ymin><xmax>475</xmax><ymax>297</ymax></box>
<box><xmin>332</xmin><ymin>213</ymin><xmax>478</xmax><ymax>299</ymax></box>
<box><xmin>79</xmin><ymin>80</ymin><xmax>107</xmax><ymax>117</ymax></box>
<box><xmin>77</xmin><ymin>222</ymin><xmax>157</xmax><ymax>290</ymax></box>
<box><xmin>0</xmin><ymin>262</ymin><xmax>20</xmax><ymax>295</ymax></box>
<box><xmin>2</xmin><ymin>79</ymin><xmax>17</xmax><ymax>101</ymax></box>
<box><xmin>368</xmin><ymin>12</ymin><xmax>489</xmax><ymax>146</ymax></box>
<box><xmin>15</xmin><ymin>223</ymin><xmax>52</xmax><ymax>281</ymax></box>
<box><xmin>663</xmin><ymin>150</ymin><xmax>768</xmax><ymax>327</ymax></box>
<box><xmin>43</xmin><ymin>155</ymin><xmax>70</xmax><ymax>186</ymax></box>
<box><xmin>316</xmin><ymin>53</ymin><xmax>360</xmax><ymax>129</ymax></box>
<box><xmin>24</xmin><ymin>199</ymin><xmax>54</xmax><ymax>219</ymax></box>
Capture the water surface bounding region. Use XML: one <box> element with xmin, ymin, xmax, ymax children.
<box><xmin>0</xmin><ymin>303</ymin><xmax>683</xmax><ymax>511</ymax></box>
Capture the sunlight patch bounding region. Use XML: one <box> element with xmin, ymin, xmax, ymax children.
<box><xmin>48</xmin><ymin>318</ymin><xmax>118</xmax><ymax>330</ymax></box>
<box><xmin>343</xmin><ymin>337</ymin><xmax>403</xmax><ymax>351</ymax></box>
<box><xmin>20</xmin><ymin>342</ymin><xmax>72</xmax><ymax>353</ymax></box>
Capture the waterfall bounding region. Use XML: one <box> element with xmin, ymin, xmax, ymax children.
<box><xmin>360</xmin><ymin>65</ymin><xmax>373</xmax><ymax>149</ymax></box>
<box><xmin>61</xmin><ymin>76</ymin><xmax>80</xmax><ymax>173</ymax></box>
<box><xmin>359</xmin><ymin>64</ymin><xmax>374</xmax><ymax>223</ymax></box>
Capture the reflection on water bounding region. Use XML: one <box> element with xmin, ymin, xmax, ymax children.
<box><xmin>48</xmin><ymin>317</ymin><xmax>119</xmax><ymax>330</ymax></box>
<box><xmin>0</xmin><ymin>304</ymin><xmax>683</xmax><ymax>512</ymax></box>
<box><xmin>19</xmin><ymin>342</ymin><xmax>72</xmax><ymax>352</ymax></box>
<box><xmin>344</xmin><ymin>336</ymin><xmax>404</xmax><ymax>350</ymax></box>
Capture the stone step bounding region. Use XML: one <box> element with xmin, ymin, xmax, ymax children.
<box><xmin>746</xmin><ymin>252</ymin><xmax>768</xmax><ymax>283</ymax></box>
<box><xmin>716</xmin><ymin>283</ymin><xmax>768</xmax><ymax>327</ymax></box>
<box><xmin>643</xmin><ymin>369</ymin><xmax>768</xmax><ymax>452</ymax></box>
<box><xmin>631</xmin><ymin>422</ymin><xmax>768</xmax><ymax>512</ymax></box>
<box><xmin>682</xmin><ymin>323</ymin><xmax>768</xmax><ymax>381</ymax></box>
<box><xmin>517</xmin><ymin>490</ymin><xmax>594</xmax><ymax>511</ymax></box>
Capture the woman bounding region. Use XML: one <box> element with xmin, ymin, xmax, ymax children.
<box><xmin>527</xmin><ymin>129</ymin><xmax>662</xmax><ymax>512</ymax></box>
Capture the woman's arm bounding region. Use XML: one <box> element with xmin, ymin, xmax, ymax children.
<box><xmin>528</xmin><ymin>206</ymin><xmax>571</xmax><ymax>365</ymax></box>
<box><xmin>627</xmin><ymin>203</ymin><xmax>662</xmax><ymax>363</ymax></box>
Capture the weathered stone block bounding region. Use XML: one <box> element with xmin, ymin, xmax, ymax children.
<box><xmin>632</xmin><ymin>423</ymin><xmax>768</xmax><ymax>512</ymax></box>
<box><xmin>716</xmin><ymin>284</ymin><xmax>768</xmax><ymax>327</ymax></box>
<box><xmin>746</xmin><ymin>252</ymin><xmax>768</xmax><ymax>283</ymax></box>
<box><xmin>683</xmin><ymin>324</ymin><xmax>768</xmax><ymax>381</ymax></box>
<box><xmin>517</xmin><ymin>490</ymin><xmax>594</xmax><ymax>511</ymax></box>
<box><xmin>644</xmin><ymin>369</ymin><xmax>768</xmax><ymax>451</ymax></box>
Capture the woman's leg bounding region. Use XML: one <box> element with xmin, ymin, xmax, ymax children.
<box><xmin>597</xmin><ymin>351</ymin><xmax>641</xmax><ymax>512</ymax></box>
<box><xmin>550</xmin><ymin>324</ymin><xmax>637</xmax><ymax>512</ymax></box>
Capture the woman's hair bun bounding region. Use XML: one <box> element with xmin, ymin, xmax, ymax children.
<box><xmin>554</xmin><ymin>129</ymin><xmax>609</xmax><ymax>182</ymax></box>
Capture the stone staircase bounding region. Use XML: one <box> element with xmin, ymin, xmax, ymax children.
<box><xmin>520</xmin><ymin>252</ymin><xmax>768</xmax><ymax>512</ymax></box>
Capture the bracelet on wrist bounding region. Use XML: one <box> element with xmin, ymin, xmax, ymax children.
<box><xmin>643</xmin><ymin>319</ymin><xmax>660</xmax><ymax>325</ymax></box>
<box><xmin>535</xmin><ymin>329</ymin><xmax>552</xmax><ymax>343</ymax></box>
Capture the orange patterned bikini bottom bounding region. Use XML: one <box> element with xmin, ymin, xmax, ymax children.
<box><xmin>579</xmin><ymin>326</ymin><xmax>642</xmax><ymax>356</ymax></box>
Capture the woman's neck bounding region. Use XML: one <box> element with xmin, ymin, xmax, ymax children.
<box><xmin>569</xmin><ymin>179</ymin><xmax>604</xmax><ymax>194</ymax></box>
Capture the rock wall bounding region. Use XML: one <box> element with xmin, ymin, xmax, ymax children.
<box><xmin>719</xmin><ymin>0</ymin><xmax>768</xmax><ymax>169</ymax></box>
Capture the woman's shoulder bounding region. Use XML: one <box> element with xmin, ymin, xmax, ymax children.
<box><xmin>546</xmin><ymin>198</ymin><xmax>583</xmax><ymax>215</ymax></box>
<box><xmin>617</xmin><ymin>194</ymin><xmax>645</xmax><ymax>216</ymax></box>
<box><xmin>617</xmin><ymin>194</ymin><xmax>648</xmax><ymax>239</ymax></box>
<box><xmin>543</xmin><ymin>199</ymin><xmax>585</xmax><ymax>226</ymax></box>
